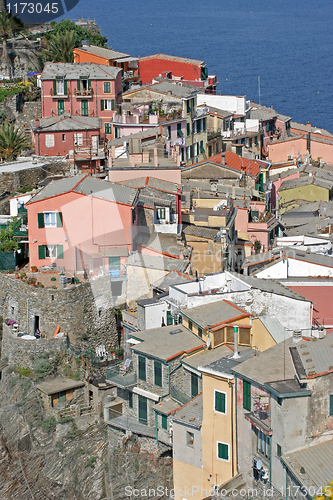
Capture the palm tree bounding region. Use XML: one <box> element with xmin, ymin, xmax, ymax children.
<box><xmin>0</xmin><ymin>10</ymin><xmax>13</xmax><ymax>77</ymax></box>
<box><xmin>43</xmin><ymin>31</ymin><xmax>76</xmax><ymax>63</ymax></box>
<box><xmin>0</xmin><ymin>122</ymin><xmax>31</xmax><ymax>161</ymax></box>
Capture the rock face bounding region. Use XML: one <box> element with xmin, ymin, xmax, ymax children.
<box><xmin>0</xmin><ymin>372</ymin><xmax>173</xmax><ymax>500</ymax></box>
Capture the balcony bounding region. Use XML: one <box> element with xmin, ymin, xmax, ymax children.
<box><xmin>106</xmin><ymin>407</ymin><xmax>155</xmax><ymax>437</ymax></box>
<box><xmin>170</xmin><ymin>384</ymin><xmax>192</xmax><ymax>405</ymax></box>
<box><xmin>50</xmin><ymin>89</ymin><xmax>69</xmax><ymax>99</ymax></box>
<box><xmin>245</xmin><ymin>395</ymin><xmax>272</xmax><ymax>434</ymax></box>
<box><xmin>105</xmin><ymin>364</ymin><xmax>137</xmax><ymax>389</ymax></box>
<box><xmin>75</xmin><ymin>88</ymin><xmax>94</xmax><ymax>98</ymax></box>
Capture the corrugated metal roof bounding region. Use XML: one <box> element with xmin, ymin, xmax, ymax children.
<box><xmin>232</xmin><ymin>338</ymin><xmax>296</xmax><ymax>385</ymax></box>
<box><xmin>182</xmin><ymin>299</ymin><xmax>248</xmax><ymax>329</ymax></box>
<box><xmin>28</xmin><ymin>174</ymin><xmax>86</xmax><ymax>203</ymax></box>
<box><xmin>259</xmin><ymin>316</ymin><xmax>286</xmax><ymax>344</ymax></box>
<box><xmin>282</xmin><ymin>439</ymin><xmax>333</xmax><ymax>490</ymax></box>
<box><xmin>74</xmin><ymin>176</ymin><xmax>137</xmax><ymax>206</ymax></box>
<box><xmin>41</xmin><ymin>63</ymin><xmax>121</xmax><ymax>80</ymax></box>
<box><xmin>75</xmin><ymin>45</ymin><xmax>129</xmax><ymax>60</ymax></box>
<box><xmin>151</xmin><ymin>271</ymin><xmax>195</xmax><ymax>292</ymax></box>
<box><xmin>295</xmin><ymin>332</ymin><xmax>333</xmax><ymax>378</ymax></box>
<box><xmin>127</xmin><ymin>253</ymin><xmax>190</xmax><ymax>273</ymax></box>
<box><xmin>172</xmin><ymin>394</ymin><xmax>203</xmax><ymax>428</ymax></box>
<box><xmin>131</xmin><ymin>324</ymin><xmax>205</xmax><ymax>361</ymax></box>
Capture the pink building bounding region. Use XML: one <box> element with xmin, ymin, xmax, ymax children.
<box><xmin>27</xmin><ymin>175</ymin><xmax>137</xmax><ymax>273</ymax></box>
<box><xmin>268</xmin><ymin>134</ymin><xmax>333</xmax><ymax>164</ymax></box>
<box><xmin>40</xmin><ymin>63</ymin><xmax>122</xmax><ymax>139</ymax></box>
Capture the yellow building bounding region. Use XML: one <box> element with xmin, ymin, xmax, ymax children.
<box><xmin>279</xmin><ymin>177</ymin><xmax>331</xmax><ymax>213</ymax></box>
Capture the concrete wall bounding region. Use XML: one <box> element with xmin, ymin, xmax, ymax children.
<box><xmin>197</xmin><ymin>95</ymin><xmax>246</xmax><ymax>115</ymax></box>
<box><xmin>251</xmin><ymin>318</ymin><xmax>277</xmax><ymax>352</ymax></box>
<box><xmin>108</xmin><ymin>168</ymin><xmax>182</xmax><ymax>185</ymax></box>
<box><xmin>256</xmin><ymin>258</ymin><xmax>333</xmax><ymax>279</ymax></box>
<box><xmin>0</xmin><ymin>161</ymin><xmax>68</xmax><ymax>193</ymax></box>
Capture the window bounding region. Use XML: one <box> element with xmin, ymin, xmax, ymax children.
<box><xmin>138</xmin><ymin>356</ymin><xmax>146</xmax><ymax>381</ymax></box>
<box><xmin>215</xmin><ymin>390</ymin><xmax>226</xmax><ymax>414</ymax></box>
<box><xmin>138</xmin><ymin>395</ymin><xmax>147</xmax><ymax>425</ymax></box>
<box><xmin>190</xmin><ymin>145</ymin><xmax>193</xmax><ymax>158</ymax></box>
<box><xmin>38</xmin><ymin>245</ymin><xmax>63</xmax><ymax>259</ymax></box>
<box><xmin>156</xmin><ymin>207</ymin><xmax>166</xmax><ymax>220</ymax></box>
<box><xmin>81</xmin><ymin>100</ymin><xmax>88</xmax><ymax>116</ymax></box>
<box><xmin>191</xmin><ymin>373</ymin><xmax>199</xmax><ymax>398</ymax></box>
<box><xmin>330</xmin><ymin>394</ymin><xmax>333</xmax><ymax>416</ymax></box>
<box><xmin>57</xmin><ymin>100</ymin><xmax>64</xmax><ymax>115</ymax></box>
<box><xmin>104</xmin><ymin>81</ymin><xmax>111</xmax><ymax>93</ymax></box>
<box><xmin>38</xmin><ymin>212</ymin><xmax>63</xmax><ymax>228</ymax></box>
<box><xmin>105</xmin><ymin>123</ymin><xmax>112</xmax><ymax>135</ymax></box>
<box><xmin>186</xmin><ymin>431</ymin><xmax>194</xmax><ymax>446</ymax></box>
<box><xmin>181</xmin><ymin>147</ymin><xmax>185</xmax><ymax>162</ymax></box>
<box><xmin>255</xmin><ymin>428</ymin><xmax>270</xmax><ymax>458</ymax></box>
<box><xmin>277</xmin><ymin>444</ymin><xmax>282</xmax><ymax>457</ymax></box>
<box><xmin>187</xmin><ymin>146</ymin><xmax>191</xmax><ymax>160</ymax></box>
<box><xmin>208</xmin><ymin>145</ymin><xmax>212</xmax><ymax>157</ymax></box>
<box><xmin>243</xmin><ymin>380</ymin><xmax>251</xmax><ymax>411</ymax></box>
<box><xmin>188</xmin><ymin>320</ymin><xmax>193</xmax><ymax>331</ymax></box>
<box><xmin>74</xmin><ymin>133</ymin><xmax>83</xmax><ymax>146</ymax></box>
<box><xmin>115</xmin><ymin>127</ymin><xmax>119</xmax><ymax>139</ymax></box>
<box><xmin>195</xmin><ymin>142</ymin><xmax>199</xmax><ymax>157</ymax></box>
<box><xmin>162</xmin><ymin>414</ymin><xmax>167</xmax><ymax>430</ymax></box>
<box><xmin>45</xmin><ymin>134</ymin><xmax>55</xmax><ymax>148</ymax></box>
<box><xmin>167</xmin><ymin>125</ymin><xmax>171</xmax><ymax>140</ymax></box>
<box><xmin>109</xmin><ymin>256</ymin><xmax>120</xmax><ymax>271</ymax></box>
<box><xmin>166</xmin><ymin>310</ymin><xmax>173</xmax><ymax>326</ymax></box>
<box><xmin>62</xmin><ymin>134</ymin><xmax>66</xmax><ymax>142</ymax></box>
<box><xmin>154</xmin><ymin>361</ymin><xmax>162</xmax><ymax>387</ymax></box>
<box><xmin>203</xmin><ymin>118</ymin><xmax>206</xmax><ymax>131</ymax></box>
<box><xmin>217</xmin><ymin>442</ymin><xmax>229</xmax><ymax>461</ymax></box>
<box><xmin>198</xmin><ymin>327</ymin><xmax>202</xmax><ymax>338</ymax></box>
<box><xmin>277</xmin><ymin>397</ymin><xmax>282</xmax><ymax>406</ymax></box>
<box><xmin>197</xmin><ymin>119</ymin><xmax>201</xmax><ymax>133</ymax></box>
<box><xmin>200</xmin><ymin>140</ymin><xmax>205</xmax><ymax>154</ymax></box>
<box><xmin>187</xmin><ymin>122</ymin><xmax>191</xmax><ymax>136</ymax></box>
<box><xmin>45</xmin><ymin>245</ymin><xmax>56</xmax><ymax>258</ymax></box>
<box><xmin>56</xmin><ymin>78</ymin><xmax>64</xmax><ymax>95</ymax></box>
<box><xmin>177</xmin><ymin>123</ymin><xmax>183</xmax><ymax>137</ymax></box>
<box><xmin>101</xmin><ymin>99</ymin><xmax>115</xmax><ymax>111</ymax></box>
<box><xmin>128</xmin><ymin>391</ymin><xmax>133</xmax><ymax>409</ymax></box>
<box><xmin>186</xmin><ymin>101</ymin><xmax>191</xmax><ymax>114</ymax></box>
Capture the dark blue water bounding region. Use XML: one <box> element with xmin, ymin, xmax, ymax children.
<box><xmin>57</xmin><ymin>0</ymin><xmax>333</xmax><ymax>132</ymax></box>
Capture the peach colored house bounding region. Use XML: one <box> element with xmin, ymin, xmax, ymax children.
<box><xmin>268</xmin><ymin>134</ymin><xmax>333</xmax><ymax>164</ymax></box>
<box><xmin>26</xmin><ymin>175</ymin><xmax>138</xmax><ymax>273</ymax></box>
<box><xmin>40</xmin><ymin>63</ymin><xmax>122</xmax><ymax>139</ymax></box>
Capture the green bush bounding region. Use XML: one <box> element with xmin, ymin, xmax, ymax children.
<box><xmin>16</xmin><ymin>367</ymin><xmax>32</xmax><ymax>377</ymax></box>
<box><xmin>58</xmin><ymin>415</ymin><xmax>73</xmax><ymax>424</ymax></box>
<box><xmin>33</xmin><ymin>358</ymin><xmax>54</xmax><ymax>379</ymax></box>
<box><xmin>41</xmin><ymin>416</ymin><xmax>56</xmax><ymax>433</ymax></box>
<box><xmin>56</xmin><ymin>440</ymin><xmax>64</xmax><ymax>452</ymax></box>
<box><xmin>85</xmin><ymin>455</ymin><xmax>96</xmax><ymax>468</ymax></box>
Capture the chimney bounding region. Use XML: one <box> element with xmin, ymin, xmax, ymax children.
<box><xmin>177</xmin><ymin>155</ymin><xmax>181</xmax><ymax>167</ymax></box>
<box><xmin>111</xmin><ymin>146</ymin><xmax>116</xmax><ymax>159</ymax></box>
<box><xmin>221</xmin><ymin>153</ymin><xmax>226</xmax><ymax>166</ymax></box>
<box><xmin>130</xmin><ymin>155</ymin><xmax>136</xmax><ymax>167</ymax></box>
<box><xmin>154</xmin><ymin>147</ymin><xmax>158</xmax><ymax>167</ymax></box>
<box><xmin>306</xmin><ymin>122</ymin><xmax>311</xmax><ymax>127</ymax></box>
<box><xmin>232</xmin><ymin>326</ymin><xmax>240</xmax><ymax>359</ymax></box>
<box><xmin>35</xmin><ymin>109</ymin><xmax>39</xmax><ymax>129</ymax></box>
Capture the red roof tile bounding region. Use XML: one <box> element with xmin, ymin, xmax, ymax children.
<box><xmin>209</xmin><ymin>151</ymin><xmax>261</xmax><ymax>177</ymax></box>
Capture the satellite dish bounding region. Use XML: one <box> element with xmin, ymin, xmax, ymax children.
<box><xmin>256</xmin><ymin>460</ymin><xmax>262</xmax><ymax>470</ymax></box>
<box><xmin>206</xmin><ymin>338</ymin><xmax>211</xmax><ymax>348</ymax></box>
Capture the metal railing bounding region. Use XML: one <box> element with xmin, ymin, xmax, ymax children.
<box><xmin>170</xmin><ymin>384</ymin><xmax>192</xmax><ymax>405</ymax></box>
<box><xmin>105</xmin><ymin>364</ymin><xmax>137</xmax><ymax>387</ymax></box>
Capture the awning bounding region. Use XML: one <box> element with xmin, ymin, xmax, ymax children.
<box><xmin>27</xmin><ymin>72</ymin><xmax>40</xmax><ymax>76</ymax></box>
<box><xmin>133</xmin><ymin>387</ymin><xmax>160</xmax><ymax>402</ymax></box>
<box><xmin>126</xmin><ymin>339</ymin><xmax>142</xmax><ymax>345</ymax></box>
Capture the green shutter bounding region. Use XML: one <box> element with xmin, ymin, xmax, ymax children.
<box><xmin>111</xmin><ymin>99</ymin><xmax>115</xmax><ymax>110</ymax></box>
<box><xmin>187</xmin><ymin>123</ymin><xmax>190</xmax><ymax>136</ymax></box>
<box><xmin>208</xmin><ymin>145</ymin><xmax>212</xmax><ymax>157</ymax></box>
<box><xmin>203</xmin><ymin>118</ymin><xmax>206</xmax><ymax>131</ymax></box>
<box><xmin>77</xmin><ymin>79</ymin><xmax>80</xmax><ymax>91</ymax></box>
<box><xmin>162</xmin><ymin>415</ymin><xmax>167</xmax><ymax>430</ymax></box>
<box><xmin>243</xmin><ymin>380</ymin><xmax>251</xmax><ymax>411</ymax></box>
<box><xmin>57</xmin><ymin>100</ymin><xmax>64</xmax><ymax>115</ymax></box>
<box><xmin>53</xmin><ymin>79</ymin><xmax>56</xmax><ymax>95</ymax></box>
<box><xmin>191</xmin><ymin>373</ymin><xmax>199</xmax><ymax>397</ymax></box>
<box><xmin>81</xmin><ymin>100</ymin><xmax>88</xmax><ymax>116</ymax></box>
<box><xmin>215</xmin><ymin>391</ymin><xmax>226</xmax><ymax>413</ymax></box>
<box><xmin>64</xmin><ymin>80</ymin><xmax>67</xmax><ymax>95</ymax></box>
<box><xmin>128</xmin><ymin>391</ymin><xmax>133</xmax><ymax>408</ymax></box>
<box><xmin>100</xmin><ymin>99</ymin><xmax>104</xmax><ymax>111</ymax></box>
<box><xmin>38</xmin><ymin>245</ymin><xmax>45</xmax><ymax>259</ymax></box>
<box><xmin>138</xmin><ymin>356</ymin><xmax>146</xmax><ymax>381</ymax></box>
<box><xmin>330</xmin><ymin>395</ymin><xmax>333</xmax><ymax>416</ymax></box>
<box><xmin>56</xmin><ymin>212</ymin><xmax>63</xmax><ymax>227</ymax></box>
<box><xmin>109</xmin><ymin>256</ymin><xmax>120</xmax><ymax>271</ymax></box>
<box><xmin>37</xmin><ymin>213</ymin><xmax>44</xmax><ymax>228</ymax></box>
<box><xmin>88</xmin><ymin>80</ymin><xmax>91</xmax><ymax>89</ymax></box>
<box><xmin>166</xmin><ymin>310</ymin><xmax>173</xmax><ymax>326</ymax></box>
<box><xmin>218</xmin><ymin>443</ymin><xmax>229</xmax><ymax>460</ymax></box>
<box><xmin>190</xmin><ymin>145</ymin><xmax>193</xmax><ymax>158</ymax></box>
<box><xmin>57</xmin><ymin>245</ymin><xmax>63</xmax><ymax>259</ymax></box>
<box><xmin>154</xmin><ymin>361</ymin><xmax>162</xmax><ymax>387</ymax></box>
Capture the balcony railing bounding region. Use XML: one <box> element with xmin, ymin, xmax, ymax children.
<box><xmin>75</xmin><ymin>88</ymin><xmax>94</xmax><ymax>98</ymax></box>
<box><xmin>106</xmin><ymin>364</ymin><xmax>137</xmax><ymax>388</ymax></box>
<box><xmin>106</xmin><ymin>407</ymin><xmax>155</xmax><ymax>437</ymax></box>
<box><xmin>170</xmin><ymin>384</ymin><xmax>192</xmax><ymax>405</ymax></box>
<box><xmin>106</xmin><ymin>264</ymin><xmax>127</xmax><ymax>281</ymax></box>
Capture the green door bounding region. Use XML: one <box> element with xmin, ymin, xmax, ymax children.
<box><xmin>138</xmin><ymin>396</ymin><xmax>147</xmax><ymax>425</ymax></box>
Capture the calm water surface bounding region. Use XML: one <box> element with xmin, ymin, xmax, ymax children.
<box><xmin>57</xmin><ymin>0</ymin><xmax>333</xmax><ymax>132</ymax></box>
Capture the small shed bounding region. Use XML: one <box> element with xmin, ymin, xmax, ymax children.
<box><xmin>36</xmin><ymin>377</ymin><xmax>86</xmax><ymax>410</ymax></box>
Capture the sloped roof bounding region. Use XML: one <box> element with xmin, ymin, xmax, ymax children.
<box><xmin>75</xmin><ymin>45</ymin><xmax>129</xmax><ymax>60</ymax></box>
<box><xmin>41</xmin><ymin>62</ymin><xmax>121</xmax><ymax>80</ymax></box>
<box><xmin>232</xmin><ymin>338</ymin><xmax>296</xmax><ymax>385</ymax></box>
<box><xmin>183</xmin><ymin>151</ymin><xmax>261</xmax><ymax>178</ymax></box>
<box><xmin>282</xmin><ymin>439</ymin><xmax>333</xmax><ymax>491</ymax></box>
<box><xmin>291</xmin><ymin>121</ymin><xmax>333</xmax><ymax>138</ymax></box>
<box><xmin>151</xmin><ymin>271</ymin><xmax>195</xmax><ymax>292</ymax></box>
<box><xmin>172</xmin><ymin>394</ymin><xmax>203</xmax><ymax>428</ymax></box>
<box><xmin>139</xmin><ymin>53</ymin><xmax>205</xmax><ymax>66</ymax></box>
<box><xmin>28</xmin><ymin>174</ymin><xmax>138</xmax><ymax>206</ymax></box>
<box><xmin>182</xmin><ymin>299</ymin><xmax>249</xmax><ymax>330</ymax></box>
<box><xmin>259</xmin><ymin>315</ymin><xmax>286</xmax><ymax>344</ymax></box>
<box><xmin>117</xmin><ymin>176</ymin><xmax>180</xmax><ymax>193</ymax></box>
<box><xmin>33</xmin><ymin>115</ymin><xmax>101</xmax><ymax>132</ymax></box>
<box><xmin>232</xmin><ymin>272</ymin><xmax>308</xmax><ymax>301</ymax></box>
<box><xmin>134</xmin><ymin>230</ymin><xmax>187</xmax><ymax>258</ymax></box>
<box><xmin>127</xmin><ymin>253</ymin><xmax>190</xmax><ymax>273</ymax></box>
<box><xmin>183</xmin><ymin>224</ymin><xmax>219</xmax><ymax>240</ymax></box>
<box><xmin>131</xmin><ymin>324</ymin><xmax>205</xmax><ymax>361</ymax></box>
<box><xmin>279</xmin><ymin>176</ymin><xmax>333</xmax><ymax>192</ymax></box>
<box><xmin>124</xmin><ymin>80</ymin><xmax>199</xmax><ymax>99</ymax></box>
<box><xmin>291</xmin><ymin>332</ymin><xmax>333</xmax><ymax>379</ymax></box>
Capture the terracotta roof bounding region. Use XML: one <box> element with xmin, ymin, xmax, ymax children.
<box><xmin>205</xmin><ymin>151</ymin><xmax>261</xmax><ymax>177</ymax></box>
<box><xmin>139</xmin><ymin>53</ymin><xmax>205</xmax><ymax>66</ymax></box>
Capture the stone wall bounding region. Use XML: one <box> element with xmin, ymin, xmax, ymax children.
<box><xmin>0</xmin><ymin>273</ymin><xmax>118</xmax><ymax>351</ymax></box>
<box><xmin>0</xmin><ymin>160</ymin><xmax>69</xmax><ymax>193</ymax></box>
<box><xmin>1</xmin><ymin>323</ymin><xmax>65</xmax><ymax>368</ymax></box>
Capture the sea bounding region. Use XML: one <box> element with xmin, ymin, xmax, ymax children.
<box><xmin>56</xmin><ymin>0</ymin><xmax>333</xmax><ymax>132</ymax></box>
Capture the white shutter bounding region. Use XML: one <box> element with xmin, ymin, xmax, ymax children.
<box><xmin>74</xmin><ymin>133</ymin><xmax>83</xmax><ymax>146</ymax></box>
<box><xmin>45</xmin><ymin>134</ymin><xmax>55</xmax><ymax>148</ymax></box>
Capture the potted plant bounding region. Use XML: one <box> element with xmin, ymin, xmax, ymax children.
<box><xmin>31</xmin><ymin>266</ymin><xmax>37</xmax><ymax>272</ymax></box>
<box><xmin>116</xmin><ymin>348</ymin><xmax>124</xmax><ymax>360</ymax></box>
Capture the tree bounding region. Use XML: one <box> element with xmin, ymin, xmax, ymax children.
<box><xmin>0</xmin><ymin>121</ymin><xmax>30</xmax><ymax>161</ymax></box>
<box><xmin>45</xmin><ymin>19</ymin><xmax>108</xmax><ymax>48</ymax></box>
<box><xmin>254</xmin><ymin>239</ymin><xmax>262</xmax><ymax>254</ymax></box>
<box><xmin>43</xmin><ymin>30</ymin><xmax>76</xmax><ymax>63</ymax></box>
<box><xmin>0</xmin><ymin>10</ymin><xmax>13</xmax><ymax>77</ymax></box>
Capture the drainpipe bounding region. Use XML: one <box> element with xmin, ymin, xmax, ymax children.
<box><xmin>235</xmin><ymin>376</ymin><xmax>239</xmax><ymax>474</ymax></box>
<box><xmin>154</xmin><ymin>409</ymin><xmax>158</xmax><ymax>443</ymax></box>
<box><xmin>229</xmin><ymin>379</ymin><xmax>235</xmax><ymax>477</ymax></box>
<box><xmin>269</xmin><ymin>434</ymin><xmax>272</xmax><ymax>485</ymax></box>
